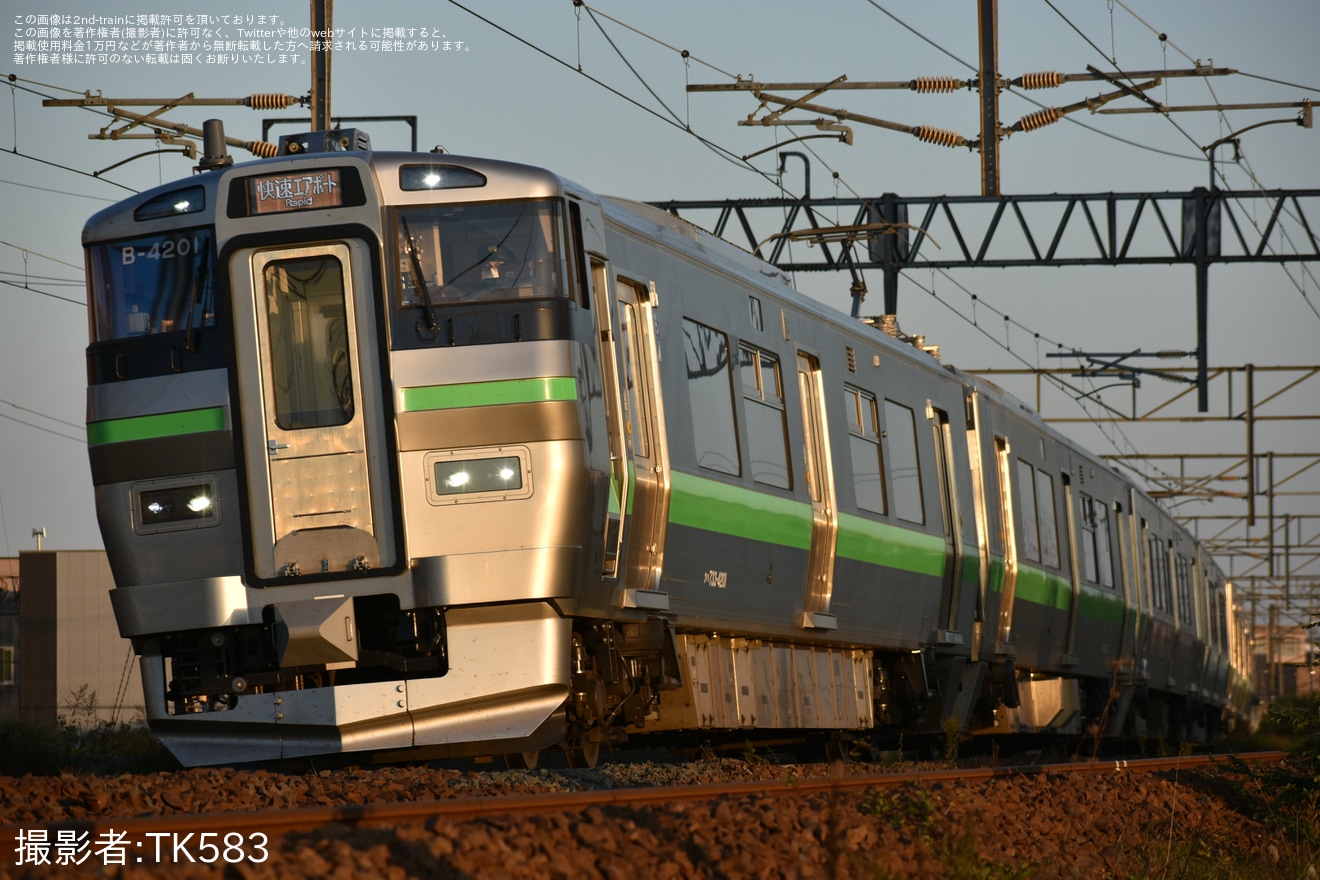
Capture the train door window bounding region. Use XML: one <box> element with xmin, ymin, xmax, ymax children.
<box><xmin>682</xmin><ymin>318</ymin><xmax>740</xmax><ymax>476</ymax></box>
<box><xmin>1148</xmin><ymin>534</ymin><xmax>1171</xmax><ymax>613</ymax></box>
<box><xmin>749</xmin><ymin>296</ymin><xmax>763</xmax><ymax>331</ymax></box>
<box><xmin>0</xmin><ymin>647</ymin><xmax>13</xmax><ymax>686</ymax></box>
<box><xmin>739</xmin><ymin>345</ymin><xmax>791</xmax><ymax>489</ymax></box>
<box><xmin>1213</xmin><ymin>581</ymin><xmax>1228</xmax><ymax>646</ymax></box>
<box><xmin>1100</xmin><ymin>503</ymin><xmax>1116</xmax><ymax>587</ymax></box>
<box><xmin>883</xmin><ymin>399</ymin><xmax>924</xmax><ymax>524</ymax></box>
<box><xmin>1078</xmin><ymin>492</ymin><xmax>1114</xmax><ymax>587</ymax></box>
<box><xmin>1015</xmin><ymin>459</ymin><xmax>1040</xmax><ymax>562</ymax></box>
<box><xmin>617</xmin><ymin>288</ymin><xmax>651</xmax><ymax>458</ymax></box>
<box><xmin>1175</xmin><ymin>554</ymin><xmax>1193</xmax><ymax>625</ymax></box>
<box><xmin>1035</xmin><ymin>469</ymin><xmax>1059</xmax><ymax>568</ymax></box>
<box><xmin>262</xmin><ymin>255</ymin><xmax>354</xmax><ymax>429</ymax></box>
<box><xmin>845</xmin><ymin>386</ymin><xmax>887</xmax><ymax>515</ymax></box>
<box><xmin>1079</xmin><ymin>493</ymin><xmax>1098</xmax><ymax>582</ymax></box>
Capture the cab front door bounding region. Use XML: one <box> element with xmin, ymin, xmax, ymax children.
<box><xmin>231</xmin><ymin>240</ymin><xmax>393</xmax><ymax>580</ymax></box>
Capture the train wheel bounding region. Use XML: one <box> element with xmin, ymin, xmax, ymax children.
<box><xmin>563</xmin><ymin>738</ymin><xmax>601</xmax><ymax>769</ymax></box>
<box><xmin>824</xmin><ymin>735</ymin><xmax>852</xmax><ymax>764</ymax></box>
<box><xmin>502</xmin><ymin>750</ymin><xmax>539</xmax><ymax>770</ymax></box>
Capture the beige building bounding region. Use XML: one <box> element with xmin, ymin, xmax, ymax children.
<box><xmin>1252</xmin><ymin>621</ymin><xmax>1319</xmax><ymax>701</ymax></box>
<box><xmin>13</xmin><ymin>550</ymin><xmax>144</xmax><ymax>725</ymax></box>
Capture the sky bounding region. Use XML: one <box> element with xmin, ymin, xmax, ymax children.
<box><xmin>1</xmin><ymin>0</ymin><xmax>1318</xmax><ymax>609</ymax></box>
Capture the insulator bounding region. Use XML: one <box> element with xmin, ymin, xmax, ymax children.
<box><xmin>910</xmin><ymin>76</ymin><xmax>964</xmax><ymax>93</ymax></box>
<box><xmin>914</xmin><ymin>125</ymin><xmax>964</xmax><ymax>148</ymax></box>
<box><xmin>246</xmin><ymin>93</ymin><xmax>294</xmax><ymax>110</ymax></box>
<box><xmin>1156</xmin><ymin>349</ymin><xmax>1185</xmax><ymax>359</ymax></box>
<box><xmin>1018</xmin><ymin>71</ymin><xmax>1062</xmax><ymax>90</ymax></box>
<box><xmin>248</xmin><ymin>140</ymin><xmax>279</xmax><ymax>158</ymax></box>
<box><xmin>1017</xmin><ymin>107</ymin><xmax>1061</xmax><ymax>132</ymax></box>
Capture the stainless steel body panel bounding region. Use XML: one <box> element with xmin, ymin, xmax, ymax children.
<box><xmin>139</xmin><ymin>602</ymin><xmax>569</xmax><ymax>765</ymax></box>
<box><xmin>88</xmin><ymin>369</ymin><xmax>230</xmax><ymax>422</ymax></box>
<box><xmin>656</xmin><ymin>634</ymin><xmax>873</xmax><ymax>731</ymax></box>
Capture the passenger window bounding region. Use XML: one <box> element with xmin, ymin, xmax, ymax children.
<box><xmin>845</xmin><ymin>386</ymin><xmax>887</xmax><ymax>515</ymax></box>
<box><xmin>1015</xmin><ymin>459</ymin><xmax>1040</xmax><ymax>562</ymax></box>
<box><xmin>682</xmin><ymin>318</ymin><xmax>740</xmax><ymax>476</ymax></box>
<box><xmin>1035</xmin><ymin>469</ymin><xmax>1059</xmax><ymax>568</ymax></box>
<box><xmin>883</xmin><ymin>399</ymin><xmax>924</xmax><ymax>524</ymax></box>
<box><xmin>739</xmin><ymin>345</ymin><xmax>791</xmax><ymax>489</ymax></box>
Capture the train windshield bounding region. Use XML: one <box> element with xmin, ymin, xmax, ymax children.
<box><xmin>87</xmin><ymin>229</ymin><xmax>215</xmax><ymax>342</ymax></box>
<box><xmin>394</xmin><ymin>199</ymin><xmax>565</xmax><ymax>310</ymax></box>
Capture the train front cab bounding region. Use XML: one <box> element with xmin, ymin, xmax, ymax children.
<box><xmin>85</xmin><ymin>147</ymin><xmax>638</xmax><ymax>765</ymax></box>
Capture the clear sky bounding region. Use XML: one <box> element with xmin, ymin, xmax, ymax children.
<box><xmin>2</xmin><ymin>0</ymin><xmax>1317</xmax><ymax>594</ymax></box>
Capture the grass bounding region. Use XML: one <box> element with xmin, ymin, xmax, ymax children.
<box><xmin>0</xmin><ymin>685</ymin><xmax>178</xmax><ymax>777</ymax></box>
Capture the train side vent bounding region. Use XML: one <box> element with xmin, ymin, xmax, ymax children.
<box><xmin>780</xmin><ymin>309</ymin><xmax>790</xmax><ymax>341</ymax></box>
<box><xmin>846</xmin><ymin>346</ymin><xmax>857</xmax><ymax>373</ymax></box>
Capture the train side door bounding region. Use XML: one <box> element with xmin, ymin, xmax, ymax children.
<box><xmin>992</xmin><ymin>436</ymin><xmax>1020</xmax><ymax>653</ymax></box>
<box><xmin>796</xmin><ymin>352</ymin><xmax>838</xmax><ymax>630</ymax></box>
<box><xmin>590</xmin><ymin>258</ymin><xmax>629</xmax><ymax>578</ymax></box>
<box><xmin>614</xmin><ymin>276</ymin><xmax>671</xmax><ymax>604</ymax></box>
<box><xmin>231</xmin><ymin>240</ymin><xmax>392</xmax><ymax>579</ymax></box>
<box><xmin>963</xmin><ymin>390</ymin><xmax>991</xmax><ymax>659</ymax></box>
<box><xmin>930</xmin><ymin>404</ymin><xmax>965</xmax><ymax>643</ymax></box>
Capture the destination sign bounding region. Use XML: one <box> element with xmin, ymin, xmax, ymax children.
<box><xmin>248</xmin><ymin>170</ymin><xmax>343</xmax><ymax>214</ymax></box>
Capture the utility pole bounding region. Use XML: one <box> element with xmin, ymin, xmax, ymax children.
<box><xmin>310</xmin><ymin>0</ymin><xmax>333</xmax><ymax>131</ymax></box>
<box><xmin>977</xmin><ymin>0</ymin><xmax>1000</xmax><ymax>196</ymax></box>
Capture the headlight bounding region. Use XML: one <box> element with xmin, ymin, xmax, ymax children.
<box><xmin>132</xmin><ymin>476</ymin><xmax>220</xmax><ymax>533</ymax></box>
<box><xmin>433</xmin><ymin>455</ymin><xmax>523</xmax><ymax>496</ymax></box>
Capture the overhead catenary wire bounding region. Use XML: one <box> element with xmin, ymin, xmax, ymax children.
<box><xmin>524</xmin><ymin>0</ymin><xmax>1195</xmax><ymax>482</ymax></box>
<box><xmin>0</xmin><ymin>239</ymin><xmax>85</xmax><ymax>272</ymax></box>
<box><xmin>443</xmin><ymin>0</ymin><xmax>779</xmax><ymax>187</ymax></box>
<box><xmin>767</xmin><ymin>120</ymin><xmax>1170</xmax><ymax>481</ymax></box>
<box><xmin>0</xmin><ymin>270</ymin><xmax>84</xmax><ymax>286</ymax></box>
<box><xmin>0</xmin><ymin>277</ymin><xmax>85</xmax><ymax>306</ymax></box>
<box><xmin>1039</xmin><ymin>0</ymin><xmax>1210</xmax><ymax>157</ymax></box>
<box><xmin>0</xmin><ymin>395</ymin><xmax>84</xmax><ymax>432</ymax></box>
<box><xmin>0</xmin><ymin>176</ymin><xmax>116</xmax><ymax>201</ymax></box>
<box><xmin>909</xmin><ymin>269</ymin><xmax>1172</xmax><ymax>485</ymax></box>
<box><xmin>858</xmin><ymin>0</ymin><xmax>1204</xmax><ymax>162</ymax></box>
<box><xmin>0</xmin><ymin>409</ymin><xmax>85</xmax><ymax>444</ymax></box>
<box><xmin>1102</xmin><ymin>1</ymin><xmax>1320</xmax><ymax>324</ymax></box>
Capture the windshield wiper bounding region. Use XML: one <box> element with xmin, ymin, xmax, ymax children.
<box><xmin>400</xmin><ymin>215</ymin><xmax>438</xmax><ymax>339</ymax></box>
<box><xmin>184</xmin><ymin>246</ymin><xmax>210</xmax><ymax>354</ymax></box>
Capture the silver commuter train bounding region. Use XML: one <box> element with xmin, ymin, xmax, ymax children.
<box><xmin>82</xmin><ymin>126</ymin><xmax>1253</xmax><ymax>767</ymax></box>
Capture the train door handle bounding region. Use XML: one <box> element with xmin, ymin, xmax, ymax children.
<box><xmin>267</xmin><ymin>440</ymin><xmax>290</xmax><ymax>455</ymax></box>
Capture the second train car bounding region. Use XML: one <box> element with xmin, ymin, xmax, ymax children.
<box><xmin>82</xmin><ymin>126</ymin><xmax>1252</xmax><ymax>767</ymax></box>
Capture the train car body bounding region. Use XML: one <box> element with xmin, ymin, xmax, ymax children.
<box><xmin>82</xmin><ymin>129</ymin><xmax>1252</xmax><ymax>767</ymax></box>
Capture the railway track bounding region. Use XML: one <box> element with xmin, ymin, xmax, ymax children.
<box><xmin>16</xmin><ymin>750</ymin><xmax>1287</xmax><ymax>839</ymax></box>
<box><xmin>7</xmin><ymin>749</ymin><xmax>1300</xmax><ymax>877</ymax></box>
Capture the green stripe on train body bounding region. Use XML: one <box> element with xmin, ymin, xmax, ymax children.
<box><xmin>1014</xmin><ymin>563</ymin><xmax>1126</xmax><ymax>624</ymax></box>
<box><xmin>668</xmin><ymin>473</ymin><xmax>953</xmax><ymax>574</ymax></box>
<box><xmin>836</xmin><ymin>512</ymin><xmax>947</xmax><ymax>577</ymax></box>
<box><xmin>668</xmin><ymin>471</ymin><xmax>812</xmax><ymax>549</ymax></box>
<box><xmin>399</xmin><ymin>377</ymin><xmax>577</xmax><ymax>412</ymax></box>
<box><xmin>86</xmin><ymin>406</ymin><xmax>227</xmax><ymax>446</ymax></box>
